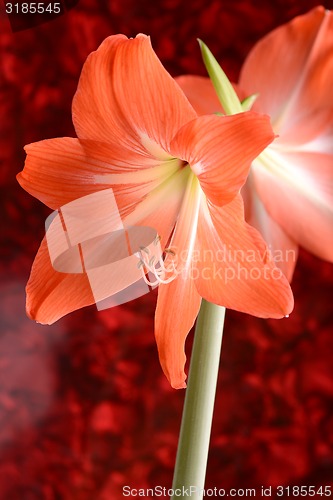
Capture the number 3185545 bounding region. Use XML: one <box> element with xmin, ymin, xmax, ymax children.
<box><xmin>5</xmin><ymin>3</ymin><xmax>61</xmax><ymax>14</ymax></box>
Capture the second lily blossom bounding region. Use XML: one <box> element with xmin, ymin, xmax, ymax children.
<box><xmin>178</xmin><ymin>6</ymin><xmax>333</xmax><ymax>281</ymax></box>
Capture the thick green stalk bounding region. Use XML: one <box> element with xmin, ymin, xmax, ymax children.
<box><xmin>171</xmin><ymin>300</ymin><xmax>226</xmax><ymax>500</ymax></box>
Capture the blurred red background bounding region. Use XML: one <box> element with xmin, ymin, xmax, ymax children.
<box><xmin>1</xmin><ymin>0</ymin><xmax>333</xmax><ymax>498</ymax></box>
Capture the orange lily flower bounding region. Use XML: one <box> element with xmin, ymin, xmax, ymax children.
<box><xmin>177</xmin><ymin>7</ymin><xmax>333</xmax><ymax>282</ymax></box>
<box><xmin>17</xmin><ymin>34</ymin><xmax>293</xmax><ymax>389</ymax></box>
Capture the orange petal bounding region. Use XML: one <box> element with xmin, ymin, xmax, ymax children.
<box><xmin>17</xmin><ymin>137</ymin><xmax>180</xmax><ymax>214</ymax></box>
<box><xmin>303</xmin><ymin>122</ymin><xmax>333</xmax><ymax>155</ymax></box>
<box><xmin>194</xmin><ymin>194</ymin><xmax>294</xmax><ymax>318</ymax></box>
<box><xmin>123</xmin><ymin>166</ymin><xmax>190</xmax><ymax>249</ymax></box>
<box><xmin>175</xmin><ymin>75</ymin><xmax>223</xmax><ymax>115</ymax></box>
<box><xmin>252</xmin><ymin>150</ymin><xmax>333</xmax><ymax>262</ymax></box>
<box><xmin>275</xmin><ymin>108</ymin><xmax>333</xmax><ymax>147</ymax></box>
<box><xmin>73</xmin><ymin>34</ymin><xmax>196</xmax><ymax>155</ymax></box>
<box><xmin>26</xmin><ymin>169</ymin><xmax>188</xmax><ymax>325</ymax></box>
<box><xmin>155</xmin><ymin>173</ymin><xmax>202</xmax><ymax>389</ymax></box>
<box><xmin>242</xmin><ymin>179</ymin><xmax>298</xmax><ymax>282</ymax></box>
<box><xmin>155</xmin><ymin>275</ymin><xmax>201</xmax><ymax>389</ymax></box>
<box><xmin>175</xmin><ymin>75</ymin><xmax>246</xmax><ymax>115</ymax></box>
<box><xmin>155</xmin><ymin>276</ymin><xmax>201</xmax><ymax>389</ymax></box>
<box><xmin>239</xmin><ymin>7</ymin><xmax>333</xmax><ymax>140</ymax></box>
<box><xmin>170</xmin><ymin>113</ymin><xmax>274</xmax><ymax>206</ymax></box>
<box><xmin>26</xmin><ymin>238</ymin><xmax>95</xmax><ymax>324</ymax></box>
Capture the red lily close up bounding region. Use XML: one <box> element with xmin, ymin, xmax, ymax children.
<box><xmin>17</xmin><ymin>34</ymin><xmax>293</xmax><ymax>389</ymax></box>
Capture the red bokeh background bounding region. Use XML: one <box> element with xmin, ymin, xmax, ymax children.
<box><xmin>1</xmin><ymin>0</ymin><xmax>333</xmax><ymax>498</ymax></box>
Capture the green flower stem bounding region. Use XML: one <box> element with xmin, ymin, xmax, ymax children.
<box><xmin>171</xmin><ymin>300</ymin><xmax>226</xmax><ymax>500</ymax></box>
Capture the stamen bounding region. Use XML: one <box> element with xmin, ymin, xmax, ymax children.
<box><xmin>135</xmin><ymin>248</ymin><xmax>179</xmax><ymax>286</ymax></box>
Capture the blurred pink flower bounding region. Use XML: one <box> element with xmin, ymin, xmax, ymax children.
<box><xmin>177</xmin><ymin>6</ymin><xmax>333</xmax><ymax>281</ymax></box>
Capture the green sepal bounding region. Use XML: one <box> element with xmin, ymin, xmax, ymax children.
<box><xmin>241</xmin><ymin>93</ymin><xmax>259</xmax><ymax>111</ymax></box>
<box><xmin>198</xmin><ymin>39</ymin><xmax>242</xmax><ymax>116</ymax></box>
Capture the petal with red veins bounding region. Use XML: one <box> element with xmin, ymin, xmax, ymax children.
<box><xmin>26</xmin><ymin>238</ymin><xmax>95</xmax><ymax>324</ymax></box>
<box><xmin>155</xmin><ymin>173</ymin><xmax>202</xmax><ymax>389</ymax></box>
<box><xmin>26</xmin><ymin>167</ymin><xmax>189</xmax><ymax>325</ymax></box>
<box><xmin>170</xmin><ymin>113</ymin><xmax>274</xmax><ymax>206</ymax></box>
<box><xmin>73</xmin><ymin>34</ymin><xmax>196</xmax><ymax>155</ymax></box>
<box><xmin>194</xmin><ymin>194</ymin><xmax>294</xmax><ymax>318</ymax></box>
<box><xmin>123</xmin><ymin>166</ymin><xmax>190</xmax><ymax>249</ymax></box>
<box><xmin>17</xmin><ymin>137</ymin><xmax>180</xmax><ymax>214</ymax></box>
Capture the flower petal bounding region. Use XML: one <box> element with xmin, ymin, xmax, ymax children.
<box><xmin>239</xmin><ymin>7</ymin><xmax>333</xmax><ymax>141</ymax></box>
<box><xmin>175</xmin><ymin>75</ymin><xmax>247</xmax><ymax>116</ymax></box>
<box><xmin>275</xmin><ymin>108</ymin><xmax>333</xmax><ymax>147</ymax></box>
<box><xmin>301</xmin><ymin>122</ymin><xmax>333</xmax><ymax>155</ymax></box>
<box><xmin>123</xmin><ymin>166</ymin><xmax>190</xmax><ymax>249</ymax></box>
<box><xmin>155</xmin><ymin>173</ymin><xmax>202</xmax><ymax>389</ymax></box>
<box><xmin>17</xmin><ymin>137</ymin><xmax>180</xmax><ymax>213</ymax></box>
<box><xmin>252</xmin><ymin>149</ymin><xmax>333</xmax><ymax>262</ymax></box>
<box><xmin>73</xmin><ymin>34</ymin><xmax>196</xmax><ymax>155</ymax></box>
<box><xmin>194</xmin><ymin>194</ymin><xmax>294</xmax><ymax>318</ymax></box>
<box><xmin>155</xmin><ymin>274</ymin><xmax>201</xmax><ymax>390</ymax></box>
<box><xmin>26</xmin><ymin>238</ymin><xmax>95</xmax><ymax>324</ymax></box>
<box><xmin>242</xmin><ymin>179</ymin><xmax>299</xmax><ymax>282</ymax></box>
<box><xmin>175</xmin><ymin>75</ymin><xmax>223</xmax><ymax>115</ymax></box>
<box><xmin>170</xmin><ymin>113</ymin><xmax>275</xmax><ymax>206</ymax></box>
<box><xmin>26</xmin><ymin>167</ymin><xmax>189</xmax><ymax>325</ymax></box>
